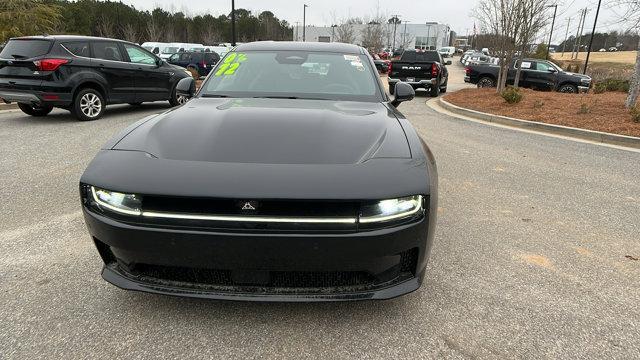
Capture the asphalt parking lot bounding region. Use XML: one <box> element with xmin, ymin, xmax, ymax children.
<box><xmin>1</xmin><ymin>61</ymin><xmax>639</xmax><ymax>359</ymax></box>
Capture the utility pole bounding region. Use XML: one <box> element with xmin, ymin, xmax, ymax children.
<box><xmin>561</xmin><ymin>17</ymin><xmax>571</xmax><ymax>57</ymax></box>
<box><xmin>402</xmin><ymin>21</ymin><xmax>409</xmax><ymax>48</ymax></box>
<box><xmin>231</xmin><ymin>0</ymin><xmax>236</xmax><ymax>46</ymax></box>
<box><xmin>571</xmin><ymin>9</ymin><xmax>584</xmax><ymax>59</ymax></box>
<box><xmin>583</xmin><ymin>0</ymin><xmax>602</xmax><ymax>74</ymax></box>
<box><xmin>575</xmin><ymin>8</ymin><xmax>588</xmax><ymax>60</ymax></box>
<box><xmin>546</xmin><ymin>4</ymin><xmax>558</xmax><ymax>60</ymax></box>
<box><xmin>302</xmin><ymin>4</ymin><xmax>308</xmax><ymax>42</ymax></box>
<box><xmin>390</xmin><ymin>15</ymin><xmax>400</xmax><ymax>51</ymax></box>
<box><xmin>294</xmin><ymin>22</ymin><xmax>299</xmax><ymax>41</ymax></box>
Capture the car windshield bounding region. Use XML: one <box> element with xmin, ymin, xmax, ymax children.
<box><xmin>161</xmin><ymin>47</ymin><xmax>179</xmax><ymax>54</ymax></box>
<box><xmin>201</xmin><ymin>50</ymin><xmax>381</xmax><ymax>101</ymax></box>
<box><xmin>0</xmin><ymin>39</ymin><xmax>52</xmax><ymax>59</ymax></box>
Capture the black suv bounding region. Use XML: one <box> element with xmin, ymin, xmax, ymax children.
<box><xmin>167</xmin><ymin>51</ymin><xmax>220</xmax><ymax>77</ymax></box>
<box><xmin>0</xmin><ymin>35</ymin><xmax>191</xmax><ymax>120</ymax></box>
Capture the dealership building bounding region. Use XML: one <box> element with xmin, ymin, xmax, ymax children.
<box><xmin>293</xmin><ymin>22</ymin><xmax>452</xmax><ymax>50</ymax></box>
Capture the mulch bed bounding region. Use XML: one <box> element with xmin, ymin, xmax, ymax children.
<box><xmin>444</xmin><ymin>88</ymin><xmax>640</xmax><ymax>138</ymax></box>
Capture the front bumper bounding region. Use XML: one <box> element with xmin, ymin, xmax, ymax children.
<box><xmin>578</xmin><ymin>85</ymin><xmax>590</xmax><ymax>93</ymax></box>
<box><xmin>83</xmin><ymin>207</ymin><xmax>433</xmax><ymax>301</ymax></box>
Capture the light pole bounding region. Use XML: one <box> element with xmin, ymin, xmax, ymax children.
<box><xmin>389</xmin><ymin>15</ymin><xmax>400</xmax><ymax>51</ymax></box>
<box><xmin>302</xmin><ymin>4</ymin><xmax>308</xmax><ymax>42</ymax></box>
<box><xmin>231</xmin><ymin>0</ymin><xmax>236</xmax><ymax>46</ymax></box>
<box><xmin>583</xmin><ymin>0</ymin><xmax>602</xmax><ymax>74</ymax></box>
<box><xmin>561</xmin><ymin>17</ymin><xmax>571</xmax><ymax>57</ymax></box>
<box><xmin>331</xmin><ymin>24</ymin><xmax>337</xmax><ymax>42</ymax></box>
<box><xmin>546</xmin><ymin>4</ymin><xmax>558</xmax><ymax>60</ymax></box>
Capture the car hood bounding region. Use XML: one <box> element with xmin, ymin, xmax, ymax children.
<box><xmin>113</xmin><ymin>98</ymin><xmax>410</xmax><ymax>165</ymax></box>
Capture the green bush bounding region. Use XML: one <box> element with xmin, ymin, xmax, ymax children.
<box><xmin>577</xmin><ymin>103</ymin><xmax>591</xmax><ymax>115</ymax></box>
<box><xmin>593</xmin><ymin>82</ymin><xmax>607</xmax><ymax>94</ymax></box>
<box><xmin>631</xmin><ymin>106</ymin><xmax>640</xmax><ymax>123</ymax></box>
<box><xmin>501</xmin><ymin>87</ymin><xmax>523</xmax><ymax>104</ymax></box>
<box><xmin>604</xmin><ymin>79</ymin><xmax>630</xmax><ymax>92</ymax></box>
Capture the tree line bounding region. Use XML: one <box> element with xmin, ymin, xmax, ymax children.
<box><xmin>0</xmin><ymin>0</ymin><xmax>293</xmax><ymax>44</ymax></box>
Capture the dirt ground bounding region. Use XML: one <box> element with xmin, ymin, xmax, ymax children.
<box><xmin>552</xmin><ymin>51</ymin><xmax>637</xmax><ymax>64</ymax></box>
<box><xmin>445</xmin><ymin>88</ymin><xmax>640</xmax><ymax>137</ymax></box>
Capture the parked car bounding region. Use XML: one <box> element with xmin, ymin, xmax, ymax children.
<box><xmin>464</xmin><ymin>58</ymin><xmax>592</xmax><ymax>93</ymax></box>
<box><xmin>168</xmin><ymin>51</ymin><xmax>220</xmax><ymax>77</ymax></box>
<box><xmin>389</xmin><ymin>49</ymin><xmax>450</xmax><ymax>96</ymax></box>
<box><xmin>371</xmin><ymin>53</ymin><xmax>390</xmax><ymax>73</ymax></box>
<box><xmin>608</xmin><ymin>47</ymin><xmax>618</xmax><ymax>52</ymax></box>
<box><xmin>79</xmin><ymin>41</ymin><xmax>437</xmax><ymax>301</ymax></box>
<box><xmin>0</xmin><ymin>35</ymin><xmax>191</xmax><ymax>120</ymax></box>
<box><xmin>598</xmin><ymin>48</ymin><xmax>607</xmax><ymax>52</ymax></box>
<box><xmin>437</xmin><ymin>47</ymin><xmax>455</xmax><ymax>58</ymax></box>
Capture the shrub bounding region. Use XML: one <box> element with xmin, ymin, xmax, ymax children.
<box><xmin>577</xmin><ymin>103</ymin><xmax>591</xmax><ymax>114</ymax></box>
<box><xmin>593</xmin><ymin>82</ymin><xmax>607</xmax><ymax>94</ymax></box>
<box><xmin>604</xmin><ymin>79</ymin><xmax>630</xmax><ymax>92</ymax></box>
<box><xmin>631</xmin><ymin>106</ymin><xmax>640</xmax><ymax>123</ymax></box>
<box><xmin>533</xmin><ymin>100</ymin><xmax>544</xmax><ymax>109</ymax></box>
<box><xmin>501</xmin><ymin>86</ymin><xmax>523</xmax><ymax>104</ymax></box>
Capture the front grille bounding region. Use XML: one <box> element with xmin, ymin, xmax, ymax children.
<box><xmin>112</xmin><ymin>248</ymin><xmax>420</xmax><ymax>294</ymax></box>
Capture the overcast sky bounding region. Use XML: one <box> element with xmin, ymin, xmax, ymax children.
<box><xmin>120</xmin><ymin>0</ymin><xmax>628</xmax><ymax>43</ymax></box>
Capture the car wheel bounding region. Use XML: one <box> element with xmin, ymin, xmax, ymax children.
<box><xmin>128</xmin><ymin>102</ymin><xmax>143</xmax><ymax>106</ymax></box>
<box><xmin>169</xmin><ymin>85</ymin><xmax>189</xmax><ymax>107</ymax></box>
<box><xmin>430</xmin><ymin>84</ymin><xmax>440</xmax><ymax>97</ymax></box>
<box><xmin>17</xmin><ymin>103</ymin><xmax>53</xmax><ymax>117</ymax></box>
<box><xmin>388</xmin><ymin>83</ymin><xmax>395</xmax><ymax>95</ymax></box>
<box><xmin>72</xmin><ymin>88</ymin><xmax>105</xmax><ymax>121</ymax></box>
<box><xmin>558</xmin><ymin>84</ymin><xmax>578</xmax><ymax>93</ymax></box>
<box><xmin>477</xmin><ymin>77</ymin><xmax>496</xmax><ymax>88</ymax></box>
<box><xmin>440</xmin><ymin>81</ymin><xmax>448</xmax><ymax>94</ymax></box>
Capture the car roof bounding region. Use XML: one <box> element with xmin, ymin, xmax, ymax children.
<box><xmin>12</xmin><ymin>35</ymin><xmax>134</xmax><ymax>44</ymax></box>
<box><xmin>235</xmin><ymin>41</ymin><xmax>364</xmax><ymax>54</ymax></box>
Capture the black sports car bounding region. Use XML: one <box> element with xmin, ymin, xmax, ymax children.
<box><xmin>80</xmin><ymin>41</ymin><xmax>438</xmax><ymax>301</ymax></box>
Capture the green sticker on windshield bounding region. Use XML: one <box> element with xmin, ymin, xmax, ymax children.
<box><xmin>215</xmin><ymin>52</ymin><xmax>246</xmax><ymax>76</ymax></box>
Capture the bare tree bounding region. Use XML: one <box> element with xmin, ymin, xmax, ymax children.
<box><xmin>360</xmin><ymin>17</ymin><xmax>387</xmax><ymax>52</ymax></box>
<box><xmin>121</xmin><ymin>23</ymin><xmax>138</xmax><ymax>43</ymax></box>
<box><xmin>474</xmin><ymin>0</ymin><xmax>536</xmax><ymax>92</ymax></box>
<box><xmin>201</xmin><ymin>26</ymin><xmax>220</xmax><ymax>45</ymax></box>
<box><xmin>96</xmin><ymin>14</ymin><xmax>114</xmax><ymax>38</ymax></box>
<box><xmin>146</xmin><ymin>14</ymin><xmax>162</xmax><ymax>41</ymax></box>
<box><xmin>612</xmin><ymin>1</ymin><xmax>640</xmax><ymax>108</ymax></box>
<box><xmin>335</xmin><ymin>20</ymin><xmax>356</xmax><ymax>43</ymax></box>
<box><xmin>513</xmin><ymin>0</ymin><xmax>552</xmax><ymax>87</ymax></box>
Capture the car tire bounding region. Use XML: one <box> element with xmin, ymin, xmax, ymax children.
<box><xmin>169</xmin><ymin>84</ymin><xmax>189</xmax><ymax>107</ymax></box>
<box><xmin>558</xmin><ymin>84</ymin><xmax>578</xmax><ymax>93</ymax></box>
<box><xmin>17</xmin><ymin>103</ymin><xmax>53</xmax><ymax>117</ymax></box>
<box><xmin>440</xmin><ymin>81</ymin><xmax>448</xmax><ymax>94</ymax></box>
<box><xmin>389</xmin><ymin>83</ymin><xmax>395</xmax><ymax>95</ymax></box>
<box><xmin>430</xmin><ymin>84</ymin><xmax>440</xmax><ymax>97</ymax></box>
<box><xmin>72</xmin><ymin>88</ymin><xmax>105</xmax><ymax>121</ymax></box>
<box><xmin>477</xmin><ymin>77</ymin><xmax>496</xmax><ymax>88</ymax></box>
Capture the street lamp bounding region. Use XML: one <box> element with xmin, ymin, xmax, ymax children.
<box><xmin>331</xmin><ymin>24</ymin><xmax>337</xmax><ymax>42</ymax></box>
<box><xmin>303</xmin><ymin>4</ymin><xmax>308</xmax><ymax>42</ymax></box>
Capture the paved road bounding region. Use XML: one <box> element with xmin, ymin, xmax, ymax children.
<box><xmin>1</xmin><ymin>62</ymin><xmax>639</xmax><ymax>359</ymax></box>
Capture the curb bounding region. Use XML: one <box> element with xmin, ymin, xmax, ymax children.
<box><xmin>438</xmin><ymin>98</ymin><xmax>640</xmax><ymax>149</ymax></box>
<box><xmin>0</xmin><ymin>103</ymin><xmax>19</xmax><ymax>111</ymax></box>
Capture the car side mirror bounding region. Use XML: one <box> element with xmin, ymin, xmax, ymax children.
<box><xmin>155</xmin><ymin>58</ymin><xmax>163</xmax><ymax>67</ymax></box>
<box><xmin>445</xmin><ymin>60</ymin><xmax>452</xmax><ymax>65</ymax></box>
<box><xmin>391</xmin><ymin>82</ymin><xmax>415</xmax><ymax>107</ymax></box>
<box><xmin>176</xmin><ymin>77</ymin><xmax>196</xmax><ymax>98</ymax></box>
<box><xmin>548</xmin><ymin>68</ymin><xmax>557</xmax><ymax>73</ymax></box>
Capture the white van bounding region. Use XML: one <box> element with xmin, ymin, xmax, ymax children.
<box><xmin>438</xmin><ymin>47</ymin><xmax>455</xmax><ymax>58</ymax></box>
<box><xmin>141</xmin><ymin>42</ymin><xmax>167</xmax><ymax>55</ymax></box>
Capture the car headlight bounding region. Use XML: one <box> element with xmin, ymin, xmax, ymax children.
<box><xmin>359</xmin><ymin>195</ymin><xmax>423</xmax><ymax>223</ymax></box>
<box><xmin>90</xmin><ymin>186</ymin><xmax>142</xmax><ymax>216</ymax></box>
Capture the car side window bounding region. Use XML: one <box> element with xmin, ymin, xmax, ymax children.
<box><xmin>123</xmin><ymin>44</ymin><xmax>156</xmax><ymax>65</ymax></box>
<box><xmin>179</xmin><ymin>53</ymin><xmax>191</xmax><ymax>62</ymax></box>
<box><xmin>92</xmin><ymin>42</ymin><xmax>124</xmax><ymax>62</ymax></box>
<box><xmin>169</xmin><ymin>53</ymin><xmax>179</xmax><ymax>62</ymax></box>
<box><xmin>61</xmin><ymin>41</ymin><xmax>90</xmax><ymax>57</ymax></box>
<box><xmin>536</xmin><ymin>62</ymin><xmax>552</xmax><ymax>71</ymax></box>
